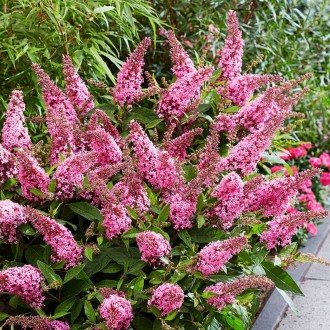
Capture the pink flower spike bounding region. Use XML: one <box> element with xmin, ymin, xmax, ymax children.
<box><xmin>219</xmin><ymin>10</ymin><xmax>244</xmax><ymax>80</ymax></box>
<box><xmin>156</xmin><ymin>66</ymin><xmax>214</xmax><ymax>122</ymax></box>
<box><xmin>196</xmin><ymin>236</ymin><xmax>247</xmax><ymax>276</ymax></box>
<box><xmin>165</xmin><ymin>30</ymin><xmax>196</xmax><ymax>79</ymax></box>
<box><xmin>211</xmin><ymin>172</ymin><xmax>244</xmax><ymax>229</ymax></box>
<box><xmin>113</xmin><ymin>37</ymin><xmax>151</xmax><ymax>107</ymax></box>
<box><xmin>16</xmin><ymin>150</ymin><xmax>50</xmax><ymax>203</ymax></box>
<box><xmin>26</xmin><ymin>207</ymin><xmax>83</xmax><ymax>268</ymax></box>
<box><xmin>306</xmin><ymin>222</ymin><xmax>317</xmax><ymax>236</ymax></box>
<box><xmin>205</xmin><ymin>276</ymin><xmax>273</xmax><ymax>311</ymax></box>
<box><xmin>62</xmin><ymin>55</ymin><xmax>94</xmax><ymax>117</ymax></box>
<box><xmin>32</xmin><ymin>63</ymin><xmax>77</xmax><ymax>124</ymax></box>
<box><xmin>136</xmin><ymin>231</ymin><xmax>171</xmax><ymax>266</ymax></box>
<box><xmin>0</xmin><ymin>265</ymin><xmax>45</xmax><ymax>309</ymax></box>
<box><xmin>99</xmin><ymin>295</ymin><xmax>133</xmax><ymax>330</ymax></box>
<box><xmin>52</xmin><ymin>151</ymin><xmax>97</xmax><ymax>200</ymax></box>
<box><xmin>148</xmin><ymin>283</ymin><xmax>184</xmax><ymax>316</ymax></box>
<box><xmin>0</xmin><ymin>200</ymin><xmax>27</xmax><ymax>243</ymax></box>
<box><xmin>101</xmin><ymin>203</ymin><xmax>132</xmax><ymax>240</ymax></box>
<box><xmin>2</xmin><ymin>90</ymin><xmax>32</xmax><ymax>151</ymax></box>
<box><xmin>0</xmin><ymin>144</ymin><xmax>18</xmax><ymax>185</ymax></box>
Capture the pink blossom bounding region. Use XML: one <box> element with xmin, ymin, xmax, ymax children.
<box><xmin>5</xmin><ymin>316</ymin><xmax>69</xmax><ymax>330</ymax></box>
<box><xmin>260</xmin><ymin>210</ymin><xmax>327</xmax><ymax>249</ymax></box>
<box><xmin>196</xmin><ymin>236</ymin><xmax>247</xmax><ymax>276</ymax></box>
<box><xmin>32</xmin><ymin>63</ymin><xmax>77</xmax><ymax>124</ymax></box>
<box><xmin>166</xmin><ymin>190</ymin><xmax>196</xmax><ymax>229</ymax></box>
<box><xmin>156</xmin><ymin>66</ymin><xmax>214</xmax><ymax>122</ymax></box>
<box><xmin>62</xmin><ymin>55</ymin><xmax>94</xmax><ymax>117</ymax></box>
<box><xmin>282</xmin><ymin>146</ymin><xmax>307</xmax><ymax>160</ymax></box>
<box><xmin>0</xmin><ymin>265</ymin><xmax>45</xmax><ymax>308</ymax></box>
<box><xmin>306</xmin><ymin>222</ymin><xmax>317</xmax><ymax>236</ymax></box>
<box><xmin>320</xmin><ymin>152</ymin><xmax>330</xmax><ymax>167</ymax></box>
<box><xmin>0</xmin><ymin>144</ymin><xmax>18</xmax><ymax>185</ymax></box>
<box><xmin>99</xmin><ymin>295</ymin><xmax>133</xmax><ymax>330</ymax></box>
<box><xmin>0</xmin><ymin>200</ymin><xmax>26</xmax><ymax>243</ymax></box>
<box><xmin>2</xmin><ymin>90</ymin><xmax>32</xmax><ymax>151</ymax></box>
<box><xmin>244</xmin><ymin>169</ymin><xmax>319</xmax><ymax>218</ymax></box>
<box><xmin>205</xmin><ymin>276</ymin><xmax>273</xmax><ymax>311</ymax></box>
<box><xmin>101</xmin><ymin>203</ymin><xmax>132</xmax><ymax>240</ymax></box>
<box><xmin>111</xmin><ymin>180</ymin><xmax>150</xmax><ymax>213</ymax></box>
<box><xmin>136</xmin><ymin>231</ymin><xmax>171</xmax><ymax>266</ymax></box>
<box><xmin>46</xmin><ymin>105</ymin><xmax>77</xmax><ymax>165</ymax></box>
<box><xmin>217</xmin><ymin>126</ymin><xmax>274</xmax><ymax>176</ymax></box>
<box><xmin>221</xmin><ymin>74</ymin><xmax>281</xmax><ymax>107</ymax></box>
<box><xmin>26</xmin><ymin>207</ymin><xmax>83</xmax><ymax>268</ymax></box>
<box><xmin>16</xmin><ymin>150</ymin><xmax>50</xmax><ymax>203</ymax></box>
<box><xmin>166</xmin><ymin>128</ymin><xmax>203</xmax><ymax>161</ymax></box>
<box><xmin>87</xmin><ymin>109</ymin><xmax>121</xmax><ymax>143</ymax></box>
<box><xmin>320</xmin><ymin>172</ymin><xmax>330</xmax><ymax>186</ymax></box>
<box><xmin>129</xmin><ymin>121</ymin><xmax>182</xmax><ymax>190</ymax></box>
<box><xmin>52</xmin><ymin>152</ymin><xmax>97</xmax><ymax>200</ymax></box>
<box><xmin>306</xmin><ymin>200</ymin><xmax>324</xmax><ymax>212</ymax></box>
<box><xmin>301</xmin><ymin>142</ymin><xmax>312</xmax><ymax>149</ymax></box>
<box><xmin>219</xmin><ymin>10</ymin><xmax>244</xmax><ymax>80</ymax></box>
<box><xmin>165</xmin><ymin>30</ymin><xmax>196</xmax><ymax>78</ymax></box>
<box><xmin>211</xmin><ymin>172</ymin><xmax>244</xmax><ymax>229</ymax></box>
<box><xmin>87</xmin><ymin>128</ymin><xmax>122</xmax><ymax>166</ymax></box>
<box><xmin>113</xmin><ymin>38</ymin><xmax>151</xmax><ymax>107</ymax></box>
<box><xmin>148</xmin><ymin>283</ymin><xmax>184</xmax><ymax>316</ymax></box>
<box><xmin>310</xmin><ymin>157</ymin><xmax>321</xmax><ymax>167</ymax></box>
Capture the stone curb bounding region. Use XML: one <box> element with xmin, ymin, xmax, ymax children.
<box><xmin>252</xmin><ymin>212</ymin><xmax>330</xmax><ymax>330</ymax></box>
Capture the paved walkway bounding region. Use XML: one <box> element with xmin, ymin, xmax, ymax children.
<box><xmin>253</xmin><ymin>213</ymin><xmax>330</xmax><ymax>330</ymax></box>
<box><xmin>276</xmin><ymin>225</ymin><xmax>330</xmax><ymax>329</ymax></box>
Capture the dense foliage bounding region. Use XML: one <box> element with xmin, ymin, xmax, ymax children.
<box><xmin>0</xmin><ymin>8</ymin><xmax>329</xmax><ymax>330</ymax></box>
<box><xmin>0</xmin><ymin>0</ymin><xmax>162</xmax><ymax>110</ymax></box>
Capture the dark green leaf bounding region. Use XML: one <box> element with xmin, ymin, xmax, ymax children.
<box><xmin>262</xmin><ymin>261</ymin><xmax>303</xmax><ymax>295</ymax></box>
<box><xmin>68</xmin><ymin>202</ymin><xmax>102</xmax><ymax>221</ymax></box>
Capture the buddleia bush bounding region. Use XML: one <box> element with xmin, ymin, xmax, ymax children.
<box><xmin>0</xmin><ymin>10</ymin><xmax>328</xmax><ymax>330</ymax></box>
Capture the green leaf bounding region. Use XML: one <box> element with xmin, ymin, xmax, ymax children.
<box><xmin>279</xmin><ymin>242</ymin><xmax>298</xmax><ymax>257</ymax></box>
<box><xmin>68</xmin><ymin>202</ymin><xmax>102</xmax><ymax>221</ymax></box>
<box><xmin>146</xmin><ymin>118</ymin><xmax>164</xmax><ymax>129</ymax></box>
<box><xmin>29</xmin><ymin>187</ymin><xmax>46</xmax><ymax>198</ymax></box>
<box><xmin>55</xmin><ymin>298</ymin><xmax>76</xmax><ymax>314</ymax></box>
<box><xmin>94</xmin><ymin>5</ymin><xmax>115</xmax><ymax>14</ymax></box>
<box><xmin>262</xmin><ymin>261</ymin><xmax>303</xmax><ymax>295</ymax></box>
<box><xmin>201</xmin><ymin>291</ymin><xmax>218</xmax><ymax>299</ymax></box>
<box><xmin>85</xmin><ymin>247</ymin><xmax>93</xmax><ymax>261</ymax></box>
<box><xmin>102</xmin><ymin>263</ymin><xmax>123</xmax><ymax>274</ymax></box>
<box><xmin>0</xmin><ymin>312</ymin><xmax>9</xmax><ymax>322</ymax></box>
<box><xmin>84</xmin><ymin>300</ymin><xmax>96</xmax><ymax>323</ymax></box>
<box><xmin>25</xmin><ymin>245</ymin><xmax>46</xmax><ymax>266</ymax></box>
<box><xmin>189</xmin><ymin>227</ymin><xmax>225</xmax><ymax>243</ymax></box>
<box><xmin>157</xmin><ymin>204</ymin><xmax>170</xmax><ymax>222</ymax></box>
<box><xmin>1</xmin><ymin>178</ymin><xmax>18</xmax><ymax>190</ymax></box>
<box><xmin>63</xmin><ymin>264</ymin><xmax>85</xmax><ymax>284</ymax></box>
<box><xmin>164</xmin><ymin>310</ymin><xmax>178</xmax><ymax>321</ymax></box>
<box><xmin>178</xmin><ymin>229</ymin><xmax>192</xmax><ymax>248</ymax></box>
<box><xmin>277</xmin><ymin>288</ymin><xmax>300</xmax><ymax>316</ymax></box>
<box><xmin>133</xmin><ymin>277</ymin><xmax>144</xmax><ymax>293</ymax></box>
<box><xmin>37</xmin><ymin>261</ymin><xmax>62</xmax><ymax>286</ymax></box>
<box><xmin>48</xmin><ymin>180</ymin><xmax>56</xmax><ymax>193</ymax></box>
<box><xmin>197</xmin><ymin>215</ymin><xmax>205</xmax><ymax>229</ymax></box>
<box><xmin>71</xmin><ymin>299</ymin><xmax>84</xmax><ymax>323</ymax></box>
<box><xmin>18</xmin><ymin>223</ymin><xmax>36</xmax><ymax>236</ymax></box>
<box><xmin>132</xmin><ymin>316</ymin><xmax>153</xmax><ymax>329</ymax></box>
<box><xmin>122</xmin><ymin>228</ymin><xmax>140</xmax><ymax>239</ymax></box>
<box><xmin>108</xmin><ymin>247</ymin><xmax>140</xmax><ymax>266</ymax></box>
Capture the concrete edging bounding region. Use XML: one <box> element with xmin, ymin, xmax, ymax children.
<box><xmin>252</xmin><ymin>212</ymin><xmax>330</xmax><ymax>330</ymax></box>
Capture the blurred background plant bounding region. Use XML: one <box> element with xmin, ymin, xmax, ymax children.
<box><xmin>0</xmin><ymin>0</ymin><xmax>162</xmax><ymax>113</ymax></box>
